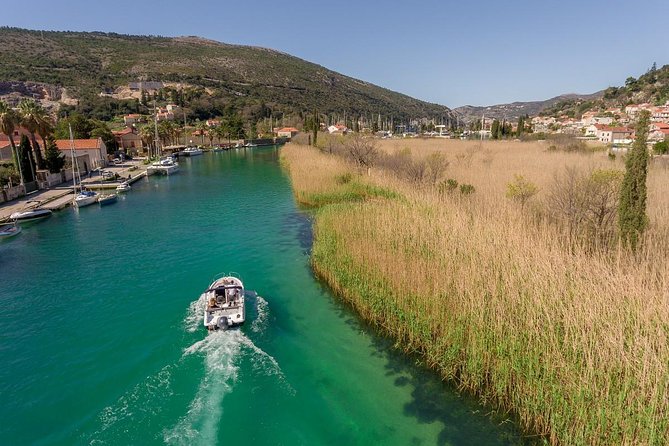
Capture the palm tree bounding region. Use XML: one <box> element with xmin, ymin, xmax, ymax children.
<box><xmin>0</xmin><ymin>101</ymin><xmax>24</xmax><ymax>184</ymax></box>
<box><xmin>195</xmin><ymin>120</ymin><xmax>207</xmax><ymax>145</ymax></box>
<box><xmin>18</xmin><ymin>99</ymin><xmax>47</xmax><ymax>169</ymax></box>
<box><xmin>139</xmin><ymin>125</ymin><xmax>154</xmax><ymax>153</ymax></box>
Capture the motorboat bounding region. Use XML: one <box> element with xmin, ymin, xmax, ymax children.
<box><xmin>74</xmin><ymin>190</ymin><xmax>98</xmax><ymax>208</ymax></box>
<box><xmin>245</xmin><ymin>142</ymin><xmax>257</xmax><ymax>148</ymax></box>
<box><xmin>9</xmin><ymin>208</ymin><xmax>52</xmax><ymax>222</ymax></box>
<box><xmin>183</xmin><ymin>147</ymin><xmax>203</xmax><ymax>156</ymax></box>
<box><xmin>98</xmin><ymin>193</ymin><xmax>118</xmax><ymax>206</ymax></box>
<box><xmin>202</xmin><ymin>275</ymin><xmax>246</xmax><ymax>330</ymax></box>
<box><xmin>148</xmin><ymin>156</ymin><xmax>180</xmax><ymax>175</ymax></box>
<box><xmin>116</xmin><ymin>182</ymin><xmax>131</xmax><ymax>192</ymax></box>
<box><xmin>0</xmin><ymin>222</ymin><xmax>22</xmax><ymax>239</ymax></box>
<box><xmin>212</xmin><ymin>146</ymin><xmax>224</xmax><ymax>153</ymax></box>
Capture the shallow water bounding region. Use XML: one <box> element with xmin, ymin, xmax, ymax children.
<box><xmin>0</xmin><ymin>147</ymin><xmax>525</xmax><ymax>445</ymax></box>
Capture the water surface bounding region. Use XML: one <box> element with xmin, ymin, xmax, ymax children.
<box><xmin>0</xmin><ymin>147</ymin><xmax>525</xmax><ymax>445</ymax></box>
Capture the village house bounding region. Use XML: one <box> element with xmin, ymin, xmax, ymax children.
<box><xmin>0</xmin><ymin>127</ymin><xmax>43</xmax><ymax>161</ymax></box>
<box><xmin>327</xmin><ymin>124</ymin><xmax>348</xmax><ymax>134</ymax></box>
<box><xmin>276</xmin><ymin>127</ymin><xmax>299</xmax><ymax>138</ymax></box>
<box><xmin>112</xmin><ymin>128</ymin><xmax>143</xmax><ymax>153</ymax></box>
<box><xmin>596</xmin><ymin>125</ymin><xmax>634</xmax><ymax>144</ymax></box>
<box><xmin>581</xmin><ymin>112</ymin><xmax>613</xmax><ymax>127</ymax></box>
<box><xmin>123</xmin><ymin>114</ymin><xmax>143</xmax><ymax>126</ymax></box>
<box><xmin>54</xmin><ymin>138</ymin><xmax>107</xmax><ymax>172</ymax></box>
<box><xmin>206</xmin><ymin>119</ymin><xmax>220</xmax><ymax>127</ymax></box>
<box><xmin>649</xmin><ymin>122</ymin><xmax>669</xmax><ymax>142</ymax></box>
<box><xmin>156</xmin><ymin>107</ymin><xmax>175</xmax><ymax>121</ymax></box>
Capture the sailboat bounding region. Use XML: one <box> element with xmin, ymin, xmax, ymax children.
<box><xmin>69</xmin><ymin>125</ymin><xmax>98</xmax><ymax>208</ymax></box>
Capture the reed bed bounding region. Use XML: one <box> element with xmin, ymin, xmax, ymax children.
<box><xmin>281</xmin><ymin>141</ymin><xmax>669</xmax><ymax>445</ymax></box>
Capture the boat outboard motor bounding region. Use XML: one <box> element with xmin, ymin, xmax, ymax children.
<box><xmin>217</xmin><ymin>317</ymin><xmax>229</xmax><ymax>330</ymax></box>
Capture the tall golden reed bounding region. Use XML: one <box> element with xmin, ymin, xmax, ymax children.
<box><xmin>282</xmin><ymin>140</ymin><xmax>669</xmax><ymax>445</ymax></box>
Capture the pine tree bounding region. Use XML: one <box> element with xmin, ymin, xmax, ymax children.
<box><xmin>44</xmin><ymin>136</ymin><xmax>65</xmax><ymax>173</ymax></box>
<box><xmin>517</xmin><ymin>115</ymin><xmax>524</xmax><ymax>136</ymax></box>
<box><xmin>618</xmin><ymin>110</ymin><xmax>651</xmax><ymax>249</ymax></box>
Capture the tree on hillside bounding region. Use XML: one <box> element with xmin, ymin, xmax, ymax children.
<box><xmin>0</xmin><ymin>101</ymin><xmax>23</xmax><ymax>184</ymax></box>
<box><xmin>618</xmin><ymin>110</ymin><xmax>651</xmax><ymax>249</ymax></box>
<box><xmin>90</xmin><ymin>122</ymin><xmax>118</xmax><ymax>154</ymax></box>
<box><xmin>55</xmin><ymin>113</ymin><xmax>93</xmax><ymax>139</ymax></box>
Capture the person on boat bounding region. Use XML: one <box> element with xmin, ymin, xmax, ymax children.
<box><xmin>208</xmin><ymin>296</ymin><xmax>217</xmax><ymax>308</ymax></box>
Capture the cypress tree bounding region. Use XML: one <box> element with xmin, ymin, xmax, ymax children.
<box><xmin>312</xmin><ymin>110</ymin><xmax>318</xmax><ymax>146</ymax></box>
<box><xmin>18</xmin><ymin>134</ymin><xmax>35</xmax><ymax>183</ymax></box>
<box><xmin>44</xmin><ymin>136</ymin><xmax>65</xmax><ymax>173</ymax></box>
<box><xmin>618</xmin><ymin>110</ymin><xmax>650</xmax><ymax>249</ymax></box>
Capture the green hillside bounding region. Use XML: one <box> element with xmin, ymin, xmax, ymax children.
<box><xmin>0</xmin><ymin>27</ymin><xmax>455</xmax><ymax>125</ymax></box>
<box><xmin>540</xmin><ymin>63</ymin><xmax>669</xmax><ymax>118</ymax></box>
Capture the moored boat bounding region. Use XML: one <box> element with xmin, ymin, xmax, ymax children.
<box><xmin>116</xmin><ymin>182</ymin><xmax>131</xmax><ymax>192</ymax></box>
<box><xmin>9</xmin><ymin>208</ymin><xmax>53</xmax><ymax>222</ymax></box>
<box><xmin>202</xmin><ymin>275</ymin><xmax>246</xmax><ymax>330</ymax></box>
<box><xmin>74</xmin><ymin>190</ymin><xmax>98</xmax><ymax>208</ymax></box>
<box><xmin>0</xmin><ymin>222</ymin><xmax>22</xmax><ymax>239</ymax></box>
<box><xmin>183</xmin><ymin>147</ymin><xmax>203</xmax><ymax>156</ymax></box>
<box><xmin>98</xmin><ymin>193</ymin><xmax>118</xmax><ymax>206</ymax></box>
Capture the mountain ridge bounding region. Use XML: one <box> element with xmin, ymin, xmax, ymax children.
<box><xmin>0</xmin><ymin>27</ymin><xmax>456</xmax><ymax>125</ymax></box>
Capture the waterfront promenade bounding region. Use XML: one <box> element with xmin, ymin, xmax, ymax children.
<box><xmin>0</xmin><ymin>160</ymin><xmax>149</xmax><ymax>222</ymax></box>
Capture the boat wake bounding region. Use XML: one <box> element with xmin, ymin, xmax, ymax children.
<box><xmin>163</xmin><ymin>331</ymin><xmax>242</xmax><ymax>445</ymax></box>
<box><xmin>88</xmin><ymin>295</ymin><xmax>289</xmax><ymax>445</ymax></box>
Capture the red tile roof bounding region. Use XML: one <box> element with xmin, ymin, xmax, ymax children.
<box><xmin>112</xmin><ymin>128</ymin><xmax>136</xmax><ymax>136</ymax></box>
<box><xmin>277</xmin><ymin>127</ymin><xmax>299</xmax><ymax>132</ymax></box>
<box><xmin>55</xmin><ymin>139</ymin><xmax>103</xmax><ymax>151</ymax></box>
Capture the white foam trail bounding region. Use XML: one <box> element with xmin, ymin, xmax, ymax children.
<box><xmin>250</xmin><ymin>296</ymin><xmax>269</xmax><ymax>333</ymax></box>
<box><xmin>184</xmin><ymin>293</ymin><xmax>207</xmax><ymax>333</ymax></box>
<box><xmin>164</xmin><ymin>330</ymin><xmax>243</xmax><ymax>445</ymax></box>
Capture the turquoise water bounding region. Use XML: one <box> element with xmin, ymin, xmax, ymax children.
<box><xmin>0</xmin><ymin>147</ymin><xmax>526</xmax><ymax>445</ymax></box>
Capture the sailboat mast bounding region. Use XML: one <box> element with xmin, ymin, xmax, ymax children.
<box><xmin>153</xmin><ymin>99</ymin><xmax>159</xmax><ymax>158</ymax></box>
<box><xmin>69</xmin><ymin>124</ymin><xmax>80</xmax><ymax>194</ymax></box>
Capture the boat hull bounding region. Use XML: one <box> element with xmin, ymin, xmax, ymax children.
<box><xmin>98</xmin><ymin>194</ymin><xmax>118</xmax><ymax>206</ymax></box>
<box><xmin>74</xmin><ymin>194</ymin><xmax>98</xmax><ymax>208</ymax></box>
<box><xmin>0</xmin><ymin>224</ymin><xmax>21</xmax><ymax>239</ymax></box>
<box><xmin>9</xmin><ymin>209</ymin><xmax>53</xmax><ymax>222</ymax></box>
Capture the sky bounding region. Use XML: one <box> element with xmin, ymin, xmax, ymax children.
<box><xmin>4</xmin><ymin>0</ymin><xmax>669</xmax><ymax>108</ymax></box>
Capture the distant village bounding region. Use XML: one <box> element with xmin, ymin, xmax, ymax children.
<box><xmin>528</xmin><ymin>103</ymin><xmax>669</xmax><ymax>144</ymax></box>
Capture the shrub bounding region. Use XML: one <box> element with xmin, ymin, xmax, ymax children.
<box><xmin>506</xmin><ymin>174</ymin><xmax>539</xmax><ymax>210</ymax></box>
<box><xmin>438</xmin><ymin>178</ymin><xmax>458</xmax><ymax>195</ymax></box>
<box><xmin>459</xmin><ymin>184</ymin><xmax>475</xmax><ymax>195</ymax></box>
<box><xmin>653</xmin><ymin>140</ymin><xmax>669</xmax><ymax>155</ymax></box>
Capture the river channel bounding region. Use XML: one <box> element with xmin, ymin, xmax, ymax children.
<box><xmin>0</xmin><ymin>146</ymin><xmax>525</xmax><ymax>445</ymax></box>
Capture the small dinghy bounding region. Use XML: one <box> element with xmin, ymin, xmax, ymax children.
<box><xmin>0</xmin><ymin>222</ymin><xmax>21</xmax><ymax>239</ymax></box>
<box><xmin>98</xmin><ymin>193</ymin><xmax>118</xmax><ymax>206</ymax></box>
<box><xmin>202</xmin><ymin>275</ymin><xmax>246</xmax><ymax>330</ymax></box>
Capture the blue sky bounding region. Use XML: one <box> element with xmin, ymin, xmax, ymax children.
<box><xmin>4</xmin><ymin>0</ymin><xmax>669</xmax><ymax>107</ymax></box>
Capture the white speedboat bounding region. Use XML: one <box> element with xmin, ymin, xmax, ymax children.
<box><xmin>183</xmin><ymin>147</ymin><xmax>203</xmax><ymax>156</ymax></box>
<box><xmin>148</xmin><ymin>157</ymin><xmax>180</xmax><ymax>175</ymax></box>
<box><xmin>74</xmin><ymin>190</ymin><xmax>98</xmax><ymax>208</ymax></box>
<box><xmin>245</xmin><ymin>142</ymin><xmax>257</xmax><ymax>148</ymax></box>
<box><xmin>98</xmin><ymin>193</ymin><xmax>118</xmax><ymax>206</ymax></box>
<box><xmin>10</xmin><ymin>208</ymin><xmax>53</xmax><ymax>222</ymax></box>
<box><xmin>202</xmin><ymin>275</ymin><xmax>246</xmax><ymax>330</ymax></box>
<box><xmin>116</xmin><ymin>182</ymin><xmax>131</xmax><ymax>192</ymax></box>
<box><xmin>0</xmin><ymin>223</ymin><xmax>21</xmax><ymax>239</ymax></box>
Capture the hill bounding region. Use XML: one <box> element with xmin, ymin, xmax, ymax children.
<box><xmin>454</xmin><ymin>92</ymin><xmax>603</xmax><ymax>123</ymax></box>
<box><xmin>0</xmin><ymin>27</ymin><xmax>455</xmax><ymax>125</ymax></box>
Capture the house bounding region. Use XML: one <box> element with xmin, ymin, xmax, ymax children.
<box><xmin>206</xmin><ymin>119</ymin><xmax>221</xmax><ymax>127</ymax></box>
<box><xmin>123</xmin><ymin>114</ymin><xmax>142</xmax><ymax>125</ymax></box>
<box><xmin>0</xmin><ymin>141</ymin><xmax>13</xmax><ymax>162</ymax></box>
<box><xmin>54</xmin><ymin>138</ymin><xmax>107</xmax><ymax>171</ymax></box>
<box><xmin>596</xmin><ymin>125</ymin><xmax>634</xmax><ymax>144</ymax></box>
<box><xmin>276</xmin><ymin>127</ymin><xmax>299</xmax><ymax>138</ymax></box>
<box><xmin>112</xmin><ymin>128</ymin><xmax>143</xmax><ymax>152</ymax></box>
<box><xmin>327</xmin><ymin>124</ymin><xmax>349</xmax><ymax>134</ymax></box>
<box><xmin>649</xmin><ymin>128</ymin><xmax>669</xmax><ymax>142</ymax></box>
<box><xmin>581</xmin><ymin>112</ymin><xmax>613</xmax><ymax>126</ymax></box>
